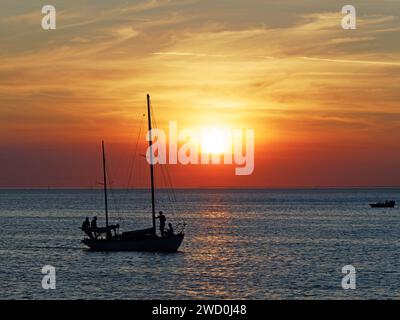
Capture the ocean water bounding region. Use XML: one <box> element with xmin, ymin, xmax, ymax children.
<box><xmin>0</xmin><ymin>188</ymin><xmax>399</xmax><ymax>300</ymax></box>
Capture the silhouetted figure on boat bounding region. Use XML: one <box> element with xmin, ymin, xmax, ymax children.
<box><xmin>157</xmin><ymin>211</ymin><xmax>166</xmax><ymax>236</ymax></box>
<box><xmin>82</xmin><ymin>217</ymin><xmax>90</xmax><ymax>231</ymax></box>
<box><xmin>166</xmin><ymin>223</ymin><xmax>174</xmax><ymax>237</ymax></box>
<box><xmin>81</xmin><ymin>217</ymin><xmax>93</xmax><ymax>239</ymax></box>
<box><xmin>91</xmin><ymin>216</ymin><xmax>98</xmax><ymax>238</ymax></box>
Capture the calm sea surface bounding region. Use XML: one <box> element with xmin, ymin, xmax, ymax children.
<box><xmin>0</xmin><ymin>188</ymin><xmax>399</xmax><ymax>299</ymax></box>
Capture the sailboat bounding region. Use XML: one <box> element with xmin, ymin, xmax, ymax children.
<box><xmin>81</xmin><ymin>94</ymin><xmax>185</xmax><ymax>252</ymax></box>
<box><xmin>370</xmin><ymin>200</ymin><xmax>396</xmax><ymax>208</ymax></box>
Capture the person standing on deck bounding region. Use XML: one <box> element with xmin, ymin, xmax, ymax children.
<box><xmin>157</xmin><ymin>211</ymin><xmax>166</xmax><ymax>236</ymax></box>
<box><xmin>91</xmin><ymin>216</ymin><xmax>98</xmax><ymax>238</ymax></box>
<box><xmin>81</xmin><ymin>217</ymin><xmax>93</xmax><ymax>239</ymax></box>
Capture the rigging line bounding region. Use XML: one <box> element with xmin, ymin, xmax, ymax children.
<box><xmin>113</xmin><ymin>111</ymin><xmax>144</xmax><ymax>191</ymax></box>
<box><xmin>102</xmin><ymin>108</ymin><xmax>143</xmax><ymax>213</ymax></box>
<box><xmin>149</xmin><ymin>101</ymin><xmax>180</xmax><ymax>218</ymax></box>
<box><xmin>150</xmin><ymin>104</ymin><xmax>174</xmax><ymax>195</ymax></box>
<box><xmin>159</xmin><ymin>164</ymin><xmax>177</xmax><ymax>216</ymax></box>
<box><xmin>109</xmin><ymin>185</ymin><xmax>121</xmax><ymax>221</ymax></box>
<box><xmin>163</xmin><ymin>160</ymin><xmax>178</xmax><ymax>203</ymax></box>
<box><xmin>156</xmin><ymin>135</ymin><xmax>177</xmax><ymax>205</ymax></box>
<box><xmin>106</xmin><ymin>163</ymin><xmax>117</xmax><ymax>218</ymax></box>
<box><xmin>105</xmin><ymin>159</ymin><xmax>123</xmax><ymax>223</ymax></box>
<box><xmin>125</xmin><ymin>112</ymin><xmax>145</xmax><ymax>191</ymax></box>
<box><xmin>158</xmin><ymin>137</ymin><xmax>184</xmax><ymax>222</ymax></box>
<box><xmin>120</xmin><ymin>111</ymin><xmax>146</xmax><ymax>214</ymax></box>
<box><xmin>92</xmin><ymin>147</ymin><xmax>105</xmax><ymax>209</ymax></box>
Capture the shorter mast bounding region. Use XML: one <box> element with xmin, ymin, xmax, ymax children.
<box><xmin>147</xmin><ymin>94</ymin><xmax>156</xmax><ymax>234</ymax></box>
<box><xmin>102</xmin><ymin>140</ymin><xmax>109</xmax><ymax>229</ymax></box>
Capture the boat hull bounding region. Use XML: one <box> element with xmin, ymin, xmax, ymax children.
<box><xmin>370</xmin><ymin>204</ymin><xmax>395</xmax><ymax>208</ymax></box>
<box><xmin>81</xmin><ymin>234</ymin><xmax>184</xmax><ymax>252</ymax></box>
<box><xmin>370</xmin><ymin>201</ymin><xmax>396</xmax><ymax>208</ymax></box>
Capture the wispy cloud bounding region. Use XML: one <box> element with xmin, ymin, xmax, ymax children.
<box><xmin>153</xmin><ymin>51</ymin><xmax>227</xmax><ymax>57</ymax></box>
<box><xmin>300</xmin><ymin>56</ymin><xmax>400</xmax><ymax>67</ymax></box>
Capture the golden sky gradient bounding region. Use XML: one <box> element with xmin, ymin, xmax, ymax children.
<box><xmin>0</xmin><ymin>0</ymin><xmax>400</xmax><ymax>187</ymax></box>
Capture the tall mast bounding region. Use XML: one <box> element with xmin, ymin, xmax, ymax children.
<box><xmin>147</xmin><ymin>94</ymin><xmax>156</xmax><ymax>234</ymax></box>
<box><xmin>102</xmin><ymin>140</ymin><xmax>109</xmax><ymax>229</ymax></box>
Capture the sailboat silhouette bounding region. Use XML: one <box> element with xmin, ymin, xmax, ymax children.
<box><xmin>81</xmin><ymin>95</ymin><xmax>185</xmax><ymax>252</ymax></box>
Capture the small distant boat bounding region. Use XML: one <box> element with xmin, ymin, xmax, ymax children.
<box><xmin>81</xmin><ymin>94</ymin><xmax>185</xmax><ymax>252</ymax></box>
<box><xmin>370</xmin><ymin>200</ymin><xmax>396</xmax><ymax>208</ymax></box>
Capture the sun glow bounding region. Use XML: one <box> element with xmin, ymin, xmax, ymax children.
<box><xmin>200</xmin><ymin>127</ymin><xmax>232</xmax><ymax>154</ymax></box>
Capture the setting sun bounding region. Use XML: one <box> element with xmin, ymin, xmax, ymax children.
<box><xmin>200</xmin><ymin>127</ymin><xmax>232</xmax><ymax>154</ymax></box>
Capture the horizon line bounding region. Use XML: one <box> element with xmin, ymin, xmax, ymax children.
<box><xmin>0</xmin><ymin>186</ymin><xmax>400</xmax><ymax>190</ymax></box>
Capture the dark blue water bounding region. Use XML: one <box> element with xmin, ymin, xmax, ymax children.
<box><xmin>0</xmin><ymin>188</ymin><xmax>399</xmax><ymax>299</ymax></box>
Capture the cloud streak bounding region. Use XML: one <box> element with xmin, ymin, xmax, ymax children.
<box><xmin>300</xmin><ymin>56</ymin><xmax>400</xmax><ymax>67</ymax></box>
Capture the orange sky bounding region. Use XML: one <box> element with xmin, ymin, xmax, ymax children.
<box><xmin>0</xmin><ymin>0</ymin><xmax>400</xmax><ymax>188</ymax></box>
